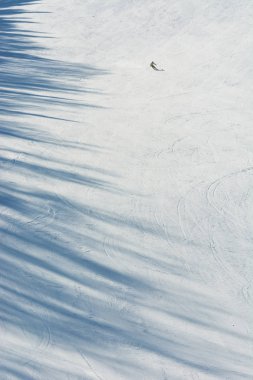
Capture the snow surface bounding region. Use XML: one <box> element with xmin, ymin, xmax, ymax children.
<box><xmin>1</xmin><ymin>1</ymin><xmax>253</xmax><ymax>379</ymax></box>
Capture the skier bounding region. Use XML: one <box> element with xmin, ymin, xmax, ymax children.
<box><xmin>150</xmin><ymin>61</ymin><xmax>164</xmax><ymax>71</ymax></box>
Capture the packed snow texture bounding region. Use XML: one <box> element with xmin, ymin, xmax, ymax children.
<box><xmin>0</xmin><ymin>1</ymin><xmax>253</xmax><ymax>379</ymax></box>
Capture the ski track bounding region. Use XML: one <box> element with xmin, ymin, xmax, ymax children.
<box><xmin>206</xmin><ymin>167</ymin><xmax>253</xmax><ymax>229</ymax></box>
<box><xmin>79</xmin><ymin>351</ymin><xmax>105</xmax><ymax>380</ymax></box>
<box><xmin>21</xmin><ymin>320</ymin><xmax>52</xmax><ymax>367</ymax></box>
<box><xmin>176</xmin><ymin>181</ymin><xmax>212</xmax><ymax>283</ymax></box>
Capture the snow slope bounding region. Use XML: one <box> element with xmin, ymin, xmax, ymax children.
<box><xmin>1</xmin><ymin>1</ymin><xmax>253</xmax><ymax>379</ymax></box>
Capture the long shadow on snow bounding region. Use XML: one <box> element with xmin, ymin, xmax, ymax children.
<box><xmin>0</xmin><ymin>2</ymin><xmax>252</xmax><ymax>380</ymax></box>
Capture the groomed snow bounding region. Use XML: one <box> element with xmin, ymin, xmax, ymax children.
<box><xmin>0</xmin><ymin>1</ymin><xmax>253</xmax><ymax>379</ymax></box>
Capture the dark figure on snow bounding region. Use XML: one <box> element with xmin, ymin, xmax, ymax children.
<box><xmin>150</xmin><ymin>61</ymin><xmax>164</xmax><ymax>71</ymax></box>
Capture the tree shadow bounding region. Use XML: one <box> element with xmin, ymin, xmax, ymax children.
<box><xmin>0</xmin><ymin>2</ymin><xmax>252</xmax><ymax>380</ymax></box>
